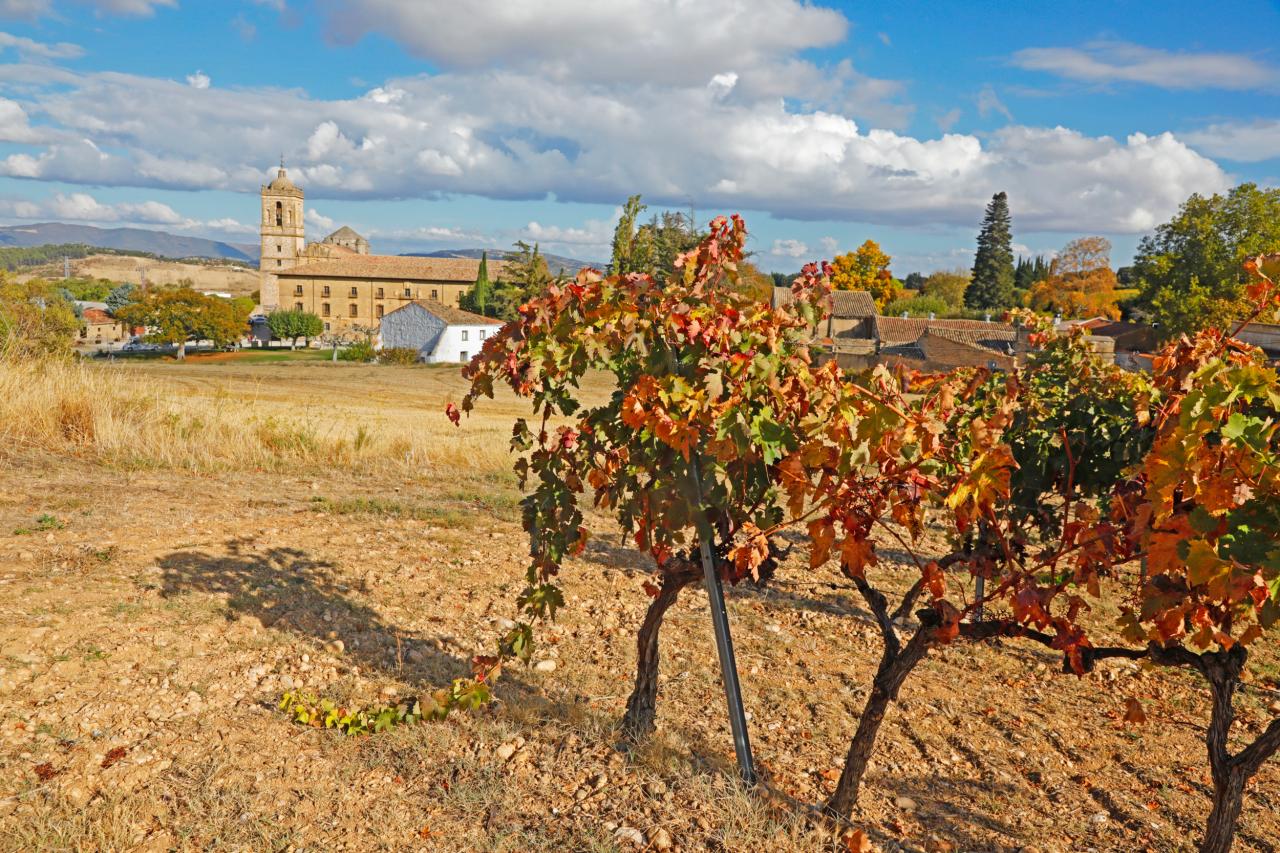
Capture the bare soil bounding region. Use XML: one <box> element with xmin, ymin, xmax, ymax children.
<box><xmin>3</xmin><ymin>363</ymin><xmax>1280</xmax><ymax>852</ymax></box>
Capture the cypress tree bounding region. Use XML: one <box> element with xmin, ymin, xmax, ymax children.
<box><xmin>966</xmin><ymin>191</ymin><xmax>1016</xmax><ymax>310</ymax></box>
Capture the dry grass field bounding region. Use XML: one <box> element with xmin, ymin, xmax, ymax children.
<box><xmin>16</xmin><ymin>255</ymin><xmax>259</xmax><ymax>297</ymax></box>
<box><xmin>3</xmin><ymin>357</ymin><xmax>1280</xmax><ymax>851</ymax></box>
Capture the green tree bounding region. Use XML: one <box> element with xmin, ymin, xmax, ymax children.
<box><xmin>881</xmin><ymin>294</ymin><xmax>951</xmax><ymax>318</ymax></box>
<box><xmin>106</xmin><ymin>283</ymin><xmax>136</xmax><ymax>313</ymax></box>
<box><xmin>608</xmin><ymin>194</ymin><xmax>702</xmax><ymax>281</ymax></box>
<box><xmin>266</xmin><ymin>308</ymin><xmax>322</xmax><ymax>350</ymax></box>
<box><xmin>0</xmin><ymin>275</ymin><xmax>80</xmax><ymax>359</ymax></box>
<box><xmin>460</xmin><ymin>251</ymin><xmax>496</xmax><ymax>317</ymax></box>
<box><xmin>920</xmin><ymin>269</ymin><xmax>969</xmax><ymax>308</ymax></box>
<box><xmin>609</xmin><ymin>194</ymin><xmax>647</xmax><ymax>275</ymax></box>
<box><xmin>966</xmin><ymin>192</ymin><xmax>1016</xmax><ymax>310</ymax></box>
<box><xmin>903</xmin><ymin>271</ymin><xmax>925</xmax><ymax>290</ymax></box>
<box><xmin>115</xmin><ymin>288</ymin><xmax>247</xmax><ymax>360</ymax></box>
<box><xmin>1133</xmin><ymin>183</ymin><xmax>1280</xmax><ymax>337</ymax></box>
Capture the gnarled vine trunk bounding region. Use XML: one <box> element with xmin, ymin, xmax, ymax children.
<box><xmin>827</xmin><ymin>620</ymin><xmax>936</xmax><ymax>816</ymax></box>
<box><xmin>1146</xmin><ymin>643</ymin><xmax>1280</xmax><ymax>853</ymax></box>
<box><xmin>622</xmin><ymin>571</ymin><xmax>696</xmax><ymax>739</ymax></box>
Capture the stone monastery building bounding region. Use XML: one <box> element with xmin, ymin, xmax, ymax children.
<box><xmin>259</xmin><ymin>163</ymin><xmax>504</xmax><ymax>333</ymax></box>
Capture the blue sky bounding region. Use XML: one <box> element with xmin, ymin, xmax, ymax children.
<box><xmin>0</xmin><ymin>0</ymin><xmax>1275</xmax><ymax>273</ymax></box>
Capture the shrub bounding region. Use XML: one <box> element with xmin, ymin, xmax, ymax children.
<box><xmin>337</xmin><ymin>339</ymin><xmax>376</xmax><ymax>362</ymax></box>
<box><xmin>378</xmin><ymin>347</ymin><xmax>420</xmax><ymax>365</ymax></box>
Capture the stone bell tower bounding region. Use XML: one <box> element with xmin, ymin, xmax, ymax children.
<box><xmin>259</xmin><ymin>158</ymin><xmax>305</xmax><ymax>310</ymax></box>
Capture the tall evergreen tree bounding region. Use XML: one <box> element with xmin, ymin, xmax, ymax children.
<box><xmin>609</xmin><ymin>195</ymin><xmax>646</xmax><ymax>275</ymax></box>
<box><xmin>965</xmin><ymin>191</ymin><xmax>1016</xmax><ymax>310</ymax></box>
<box><xmin>462</xmin><ymin>251</ymin><xmax>495</xmax><ymax>316</ymax></box>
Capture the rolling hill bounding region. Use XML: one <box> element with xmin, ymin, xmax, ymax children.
<box><xmin>0</xmin><ymin>223</ymin><xmax>258</xmax><ymax>262</ymax></box>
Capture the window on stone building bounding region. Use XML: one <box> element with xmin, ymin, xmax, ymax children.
<box><xmin>459</xmin><ymin>351</ymin><xmax>467</xmax><ymax>362</ymax></box>
<box><xmin>321</xmin><ymin>285</ymin><xmax>330</xmax><ymax>297</ymax></box>
<box><xmin>294</xmin><ymin>302</ymin><xmax>303</xmax><ymax>311</ymax></box>
<box><xmin>375</xmin><ymin>305</ymin><xmax>384</xmax><ymax>319</ymax></box>
<box><xmin>349</xmin><ymin>304</ymin><xmax>358</xmax><ymax>318</ymax></box>
<box><xmin>377</xmin><ymin>287</ymin><xmax>384</xmax><ymax>298</ymax></box>
<box><xmin>403</xmin><ymin>287</ymin><xmax>411</xmax><ymax>297</ymax></box>
<box><xmin>349</xmin><ymin>286</ymin><xmax>358</xmax><ymax>298</ymax></box>
<box><xmin>277</xmin><ymin>260</ymin><xmax>282</xmax><ymax>267</ymax></box>
<box><xmin>479</xmin><ymin>330</ymin><xmax>486</xmax><ymax>340</ymax></box>
<box><xmin>431</xmin><ymin>289</ymin><xmax>438</xmax><ymax>300</ymax></box>
<box><xmin>294</xmin><ymin>285</ymin><xmax>303</xmax><ymax>296</ymax></box>
<box><xmin>275</xmin><ymin>201</ymin><xmax>282</xmax><ymax>226</ymax></box>
<box><xmin>461</xmin><ymin>330</ymin><xmax>468</xmax><ymax>341</ymax></box>
<box><xmin>322</xmin><ymin>303</ymin><xmax>330</xmax><ymax>317</ymax></box>
<box><xmin>323</xmin><ymin>322</ymin><xmax>330</xmax><ymax>332</ymax></box>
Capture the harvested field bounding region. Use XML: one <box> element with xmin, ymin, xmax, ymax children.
<box><xmin>2</xmin><ymin>361</ymin><xmax>1279</xmax><ymax>851</ymax></box>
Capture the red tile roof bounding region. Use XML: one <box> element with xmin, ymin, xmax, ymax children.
<box><xmin>279</xmin><ymin>254</ymin><xmax>508</xmax><ymax>283</ymax></box>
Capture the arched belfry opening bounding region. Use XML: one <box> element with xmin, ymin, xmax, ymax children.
<box><xmin>275</xmin><ymin>201</ymin><xmax>282</xmax><ymax>226</ymax></box>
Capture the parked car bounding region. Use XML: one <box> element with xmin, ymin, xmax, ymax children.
<box><xmin>122</xmin><ymin>340</ymin><xmax>161</xmax><ymax>352</ymax></box>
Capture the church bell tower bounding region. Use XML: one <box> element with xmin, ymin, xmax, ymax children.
<box><xmin>259</xmin><ymin>158</ymin><xmax>305</xmax><ymax>311</ymax></box>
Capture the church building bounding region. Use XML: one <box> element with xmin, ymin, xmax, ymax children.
<box><xmin>259</xmin><ymin>163</ymin><xmax>504</xmax><ymax>334</ymax></box>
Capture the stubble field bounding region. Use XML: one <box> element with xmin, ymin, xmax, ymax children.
<box><xmin>2</xmin><ymin>358</ymin><xmax>1280</xmax><ymax>852</ymax></box>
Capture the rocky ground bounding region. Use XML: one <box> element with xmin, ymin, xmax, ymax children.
<box><xmin>3</xmin><ymin>453</ymin><xmax>1280</xmax><ymax>852</ymax></box>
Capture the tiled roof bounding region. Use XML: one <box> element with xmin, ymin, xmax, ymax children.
<box><xmin>323</xmin><ymin>225</ymin><xmax>366</xmax><ymax>243</ymax></box>
<box><xmin>770</xmin><ymin>286</ymin><xmax>876</xmax><ymax>318</ymax></box>
<box><xmin>873</xmin><ymin>315</ymin><xmax>1015</xmax><ymax>346</ymax></box>
<box><xmin>82</xmin><ymin>308</ymin><xmax>116</xmax><ymax>324</ymax></box>
<box><xmin>922</xmin><ymin>327</ymin><xmax>1015</xmax><ymax>354</ymax></box>
<box><xmin>829</xmin><ymin>290</ymin><xmax>876</xmax><ymax>318</ymax></box>
<box><xmin>384</xmin><ymin>300</ymin><xmax>503</xmax><ymax>326</ymax></box>
<box><xmin>279</xmin><ymin>254</ymin><xmax>508</xmax><ymax>283</ymax></box>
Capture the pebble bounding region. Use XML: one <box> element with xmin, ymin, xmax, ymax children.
<box><xmin>324</xmin><ymin>640</ymin><xmax>344</xmax><ymax>655</ymax></box>
<box><xmin>279</xmin><ymin>675</ymin><xmax>296</xmax><ymax>690</ymax></box>
<box><xmin>1089</xmin><ymin>811</ymin><xmax>1109</xmax><ymax>826</ymax></box>
<box><xmin>495</xmin><ymin>743</ymin><xmax>517</xmax><ymax>762</ymax></box>
<box><xmin>650</xmin><ymin>828</ymin><xmax>673</xmax><ymax>850</ymax></box>
<box><xmin>893</xmin><ymin>795</ymin><xmax>918</xmax><ymax>811</ymax></box>
<box><xmin>614</xmin><ymin>826</ymin><xmax>646</xmax><ymax>848</ymax></box>
<box><xmin>534</xmin><ymin>659</ymin><xmax>557</xmax><ymax>673</ymax></box>
<box><xmin>18</xmin><ymin>552</ymin><xmax>33</xmax><ymax>562</ymax></box>
<box><xmin>1268</xmin><ymin>699</ymin><xmax>1280</xmax><ymax>715</ymax></box>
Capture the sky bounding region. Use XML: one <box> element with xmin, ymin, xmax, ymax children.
<box><xmin>0</xmin><ymin>0</ymin><xmax>1276</xmax><ymax>273</ymax></box>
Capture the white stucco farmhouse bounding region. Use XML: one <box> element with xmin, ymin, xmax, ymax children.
<box><xmin>378</xmin><ymin>301</ymin><xmax>502</xmax><ymax>363</ymax></box>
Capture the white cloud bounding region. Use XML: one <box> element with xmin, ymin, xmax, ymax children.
<box><xmin>976</xmin><ymin>85</ymin><xmax>1012</xmax><ymax>121</ymax></box>
<box><xmin>520</xmin><ymin>214</ymin><xmax>616</xmax><ymax>255</ymax></box>
<box><xmin>0</xmin><ymin>0</ymin><xmax>174</xmax><ymax>17</ymax></box>
<box><xmin>74</xmin><ymin>0</ymin><xmax>176</xmax><ymax>16</ymax></box>
<box><xmin>0</xmin><ymin>97</ymin><xmax>46</xmax><ymax>142</ymax></box>
<box><xmin>0</xmin><ymin>190</ymin><xmax>255</xmax><ymax>237</ymax></box>
<box><xmin>305</xmin><ymin>207</ymin><xmax>335</xmax><ymax>230</ymax></box>
<box><xmin>186</xmin><ymin>70</ymin><xmax>210</xmax><ymax>89</ymax></box>
<box><xmin>770</xmin><ymin>238</ymin><xmax>809</xmax><ymax>258</ymax></box>
<box><xmin>0</xmin><ymin>5</ymin><xmax>1235</xmax><ymax>237</ymax></box>
<box><xmin>1184</xmin><ymin>120</ymin><xmax>1280</xmax><ymax>163</ymax></box>
<box><xmin>0</xmin><ymin>0</ymin><xmax>50</xmax><ymax>18</ymax></box>
<box><xmin>1011</xmin><ymin>40</ymin><xmax>1278</xmax><ymax>91</ymax></box>
<box><xmin>819</xmin><ymin>236</ymin><xmax>838</xmax><ymax>255</ymax></box>
<box><xmin>0</xmin><ymin>31</ymin><xmax>82</xmax><ymax>60</ymax></box>
<box><xmin>323</xmin><ymin>0</ymin><xmax>848</xmax><ymax>85</ymax></box>
<box><xmin>936</xmin><ymin>108</ymin><xmax>961</xmax><ymax>132</ymax></box>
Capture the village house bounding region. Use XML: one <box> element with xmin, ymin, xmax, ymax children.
<box><xmin>78</xmin><ymin>307</ymin><xmax>129</xmax><ymax>346</ymax></box>
<box><xmin>258</xmin><ymin>163</ymin><xmax>505</xmax><ymax>333</ymax></box>
<box><xmin>378</xmin><ymin>301</ymin><xmax>502</xmax><ymax>363</ymax></box>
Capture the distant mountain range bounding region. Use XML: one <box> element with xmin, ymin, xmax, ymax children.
<box><xmin>0</xmin><ymin>222</ymin><xmax>258</xmax><ymax>263</ymax></box>
<box><xmin>403</xmin><ymin>248</ymin><xmax>600</xmax><ymax>276</ymax></box>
